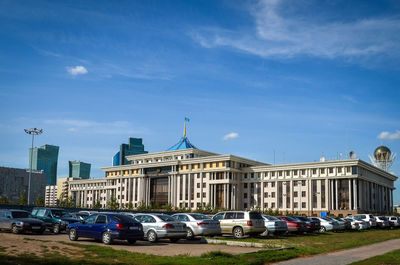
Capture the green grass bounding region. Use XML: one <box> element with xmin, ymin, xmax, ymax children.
<box><xmin>1</xmin><ymin>229</ymin><xmax>400</xmax><ymax>265</ymax></box>
<box><xmin>350</xmin><ymin>248</ymin><xmax>400</xmax><ymax>265</ymax></box>
<box><xmin>209</xmin><ymin>229</ymin><xmax>400</xmax><ymax>255</ymax></box>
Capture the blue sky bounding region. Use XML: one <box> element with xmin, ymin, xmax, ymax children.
<box><xmin>1</xmin><ymin>0</ymin><xmax>400</xmax><ymax>203</ymax></box>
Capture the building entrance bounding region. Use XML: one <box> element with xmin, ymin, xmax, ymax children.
<box><xmin>150</xmin><ymin>177</ymin><xmax>168</xmax><ymax>207</ymax></box>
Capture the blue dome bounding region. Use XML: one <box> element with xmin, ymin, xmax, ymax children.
<box><xmin>167</xmin><ymin>136</ymin><xmax>197</xmax><ymax>151</ymax></box>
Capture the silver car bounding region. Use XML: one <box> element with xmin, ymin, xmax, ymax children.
<box><xmin>261</xmin><ymin>215</ymin><xmax>288</xmax><ymax>235</ymax></box>
<box><xmin>0</xmin><ymin>209</ymin><xmax>45</xmax><ymax>234</ymax></box>
<box><xmin>388</xmin><ymin>216</ymin><xmax>400</xmax><ymax>227</ymax></box>
<box><xmin>133</xmin><ymin>213</ymin><xmax>187</xmax><ymax>243</ymax></box>
<box><xmin>172</xmin><ymin>213</ymin><xmax>221</xmax><ymax>239</ymax></box>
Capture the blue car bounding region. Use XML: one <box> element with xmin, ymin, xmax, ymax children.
<box><xmin>67</xmin><ymin>213</ymin><xmax>144</xmax><ymax>245</ymax></box>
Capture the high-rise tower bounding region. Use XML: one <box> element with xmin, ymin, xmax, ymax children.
<box><xmin>30</xmin><ymin>144</ymin><xmax>59</xmax><ymax>185</ymax></box>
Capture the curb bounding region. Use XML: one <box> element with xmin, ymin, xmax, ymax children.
<box><xmin>203</xmin><ymin>238</ymin><xmax>294</xmax><ymax>250</ymax></box>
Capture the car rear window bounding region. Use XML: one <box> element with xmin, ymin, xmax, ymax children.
<box><xmin>11</xmin><ymin>211</ymin><xmax>30</xmax><ymax>218</ymax></box>
<box><xmin>112</xmin><ymin>214</ymin><xmax>135</xmax><ymax>223</ymax></box>
<box><xmin>190</xmin><ymin>214</ymin><xmax>210</xmax><ymax>220</ymax></box>
<box><xmin>249</xmin><ymin>212</ymin><xmax>262</xmax><ymax>219</ymax></box>
<box><xmin>157</xmin><ymin>215</ymin><xmax>175</xmax><ymax>222</ymax></box>
<box><xmin>264</xmin><ymin>215</ymin><xmax>278</xmax><ymax>221</ymax></box>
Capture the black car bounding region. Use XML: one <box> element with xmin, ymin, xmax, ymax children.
<box><xmin>0</xmin><ymin>209</ymin><xmax>46</xmax><ymax>234</ymax></box>
<box><xmin>31</xmin><ymin>207</ymin><xmax>79</xmax><ymax>234</ymax></box>
<box><xmin>294</xmin><ymin>216</ymin><xmax>320</xmax><ymax>233</ymax></box>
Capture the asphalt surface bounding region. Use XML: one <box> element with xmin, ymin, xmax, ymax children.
<box><xmin>276</xmin><ymin>238</ymin><xmax>400</xmax><ymax>265</ymax></box>
<box><xmin>2</xmin><ymin>232</ymin><xmax>259</xmax><ymax>256</ymax></box>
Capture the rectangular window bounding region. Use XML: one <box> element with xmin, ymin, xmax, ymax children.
<box><xmin>271</xmin><ymin>182</ymin><xmax>275</xmax><ymax>188</ymax></box>
<box><xmin>197</xmin><ymin>193</ymin><xmax>200</xmax><ymax>198</ymax></box>
<box><xmin>294</xmin><ymin>202</ymin><xmax>298</xmax><ymax>208</ymax></box>
<box><xmin>286</xmin><ymin>170</ymin><xmax>290</xmax><ymax>176</ymax></box>
<box><xmin>302</xmin><ymin>180</ymin><xmax>306</xmax><ymax>186</ymax></box>
<box><xmin>244</xmin><ymin>183</ymin><xmax>248</xmax><ymax>188</ymax></box>
<box><xmin>244</xmin><ymin>193</ymin><xmax>248</xmax><ymax>199</ymax></box>
<box><xmin>197</xmin><ymin>183</ymin><xmax>200</xmax><ymax>188</ymax></box>
<box><xmin>271</xmin><ymin>172</ymin><xmax>275</xmax><ymax>177</ymax></box>
<box><xmin>264</xmin><ymin>192</ymin><xmax>268</xmax><ymax>198</ymax></box>
<box><xmin>264</xmin><ymin>183</ymin><xmax>267</xmax><ymax>188</ymax></box>
<box><xmin>301</xmin><ymin>169</ymin><xmax>306</xmax><ymax>175</ymax></box>
<box><xmin>203</xmin><ymin>183</ymin><xmax>206</xmax><ymax>188</ymax></box>
<box><xmin>338</xmin><ymin>167</ymin><xmax>342</xmax><ymax>173</ymax></box>
<box><xmin>302</xmin><ymin>202</ymin><xmax>306</xmax><ymax>208</ymax></box>
<box><xmin>302</xmin><ymin>191</ymin><xmax>306</xmax><ymax>197</ymax></box>
<box><xmin>294</xmin><ymin>191</ymin><xmax>298</xmax><ymax>197</ymax></box>
<box><xmin>278</xmin><ymin>171</ymin><xmax>283</xmax><ymax>177</ymax></box>
<box><xmin>271</xmin><ymin>192</ymin><xmax>275</xmax><ymax>198</ymax></box>
<box><xmin>244</xmin><ymin>203</ymin><xmax>248</xmax><ymax>209</ymax></box>
<box><xmin>271</xmin><ymin>202</ymin><xmax>275</xmax><ymax>208</ymax></box>
<box><xmin>321</xmin><ymin>168</ymin><xmax>325</xmax><ymax>174</ymax></box>
<box><xmin>293</xmin><ymin>170</ymin><xmax>298</xmax><ymax>175</ymax></box>
<box><xmin>312</xmin><ymin>169</ymin><xmax>317</xmax><ymax>174</ymax></box>
<box><xmin>264</xmin><ymin>203</ymin><xmax>268</xmax><ymax>208</ymax></box>
<box><xmin>329</xmin><ymin>168</ymin><xmax>334</xmax><ymax>174</ymax></box>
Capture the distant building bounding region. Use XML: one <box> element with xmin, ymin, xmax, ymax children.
<box><xmin>45</xmin><ymin>185</ymin><xmax>57</xmax><ymax>206</ymax></box>
<box><xmin>30</xmin><ymin>144</ymin><xmax>59</xmax><ymax>185</ymax></box>
<box><xmin>69</xmin><ymin>161</ymin><xmax>91</xmax><ymax>179</ymax></box>
<box><xmin>57</xmin><ymin>177</ymin><xmax>81</xmax><ymax>202</ymax></box>
<box><xmin>0</xmin><ymin>166</ymin><xmax>46</xmax><ymax>204</ymax></box>
<box><xmin>112</xmin><ymin>138</ymin><xmax>147</xmax><ymax>166</ymax></box>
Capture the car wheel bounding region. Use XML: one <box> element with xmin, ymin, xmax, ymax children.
<box><xmin>53</xmin><ymin>224</ymin><xmax>60</xmax><ymax>234</ymax></box>
<box><xmin>186</xmin><ymin>228</ymin><xmax>194</xmax><ymax>240</ymax></box>
<box><xmin>170</xmin><ymin>238</ymin><xmax>180</xmax><ymax>243</ymax></box>
<box><xmin>102</xmin><ymin>232</ymin><xmax>113</xmax><ymax>245</ymax></box>
<box><xmin>319</xmin><ymin>226</ymin><xmax>326</xmax><ymax>233</ymax></box>
<box><xmin>127</xmin><ymin>239</ymin><xmax>136</xmax><ymax>244</ymax></box>
<box><xmin>69</xmin><ymin>228</ymin><xmax>78</xmax><ymax>241</ymax></box>
<box><xmin>233</xmin><ymin>227</ymin><xmax>244</xmax><ymax>239</ymax></box>
<box><xmin>147</xmin><ymin>230</ymin><xmax>158</xmax><ymax>243</ymax></box>
<box><xmin>11</xmin><ymin>224</ymin><xmax>19</xmax><ymax>234</ymax></box>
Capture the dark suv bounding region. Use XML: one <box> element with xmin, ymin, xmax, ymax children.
<box><xmin>31</xmin><ymin>207</ymin><xmax>79</xmax><ymax>234</ymax></box>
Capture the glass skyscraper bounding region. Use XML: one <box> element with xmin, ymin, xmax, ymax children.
<box><xmin>112</xmin><ymin>138</ymin><xmax>148</xmax><ymax>166</ymax></box>
<box><xmin>30</xmin><ymin>144</ymin><xmax>59</xmax><ymax>185</ymax></box>
<box><xmin>69</xmin><ymin>161</ymin><xmax>91</xmax><ymax>179</ymax></box>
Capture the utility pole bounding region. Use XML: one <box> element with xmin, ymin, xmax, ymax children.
<box><xmin>24</xmin><ymin>128</ymin><xmax>43</xmax><ymax>205</ymax></box>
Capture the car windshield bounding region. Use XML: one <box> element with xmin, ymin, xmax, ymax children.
<box><xmin>158</xmin><ymin>215</ymin><xmax>175</xmax><ymax>222</ymax></box>
<box><xmin>11</xmin><ymin>211</ymin><xmax>30</xmax><ymax>218</ymax></box>
<box><xmin>52</xmin><ymin>210</ymin><xmax>67</xmax><ymax>218</ymax></box>
<box><xmin>249</xmin><ymin>212</ymin><xmax>263</xmax><ymax>219</ymax></box>
<box><xmin>190</xmin><ymin>214</ymin><xmax>210</xmax><ymax>220</ymax></box>
<box><xmin>322</xmin><ymin>217</ymin><xmax>332</xmax><ymax>221</ymax></box>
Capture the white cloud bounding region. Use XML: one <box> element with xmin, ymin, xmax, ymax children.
<box><xmin>378</xmin><ymin>130</ymin><xmax>400</xmax><ymax>140</ymax></box>
<box><xmin>223</xmin><ymin>132</ymin><xmax>239</xmax><ymax>141</ymax></box>
<box><xmin>66</xmin><ymin>65</ymin><xmax>88</xmax><ymax>76</ymax></box>
<box><xmin>192</xmin><ymin>0</ymin><xmax>400</xmax><ymax>62</ymax></box>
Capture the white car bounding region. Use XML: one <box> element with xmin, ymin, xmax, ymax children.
<box><xmin>349</xmin><ymin>214</ymin><xmax>376</xmax><ymax>228</ymax></box>
<box><xmin>388</xmin><ymin>216</ymin><xmax>400</xmax><ymax>227</ymax></box>
<box><xmin>310</xmin><ymin>217</ymin><xmax>334</xmax><ymax>232</ymax></box>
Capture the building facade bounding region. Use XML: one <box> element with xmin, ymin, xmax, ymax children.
<box><xmin>66</xmin><ymin>137</ymin><xmax>397</xmax><ymax>216</ymax></box>
<box><xmin>0</xmin><ymin>167</ymin><xmax>46</xmax><ymax>204</ymax></box>
<box><xmin>113</xmin><ymin>138</ymin><xmax>148</xmax><ymax>166</ymax></box>
<box><xmin>45</xmin><ymin>185</ymin><xmax>57</xmax><ymax>206</ymax></box>
<box><xmin>69</xmin><ymin>161</ymin><xmax>91</xmax><ymax>179</ymax></box>
<box><xmin>30</xmin><ymin>144</ymin><xmax>59</xmax><ymax>185</ymax></box>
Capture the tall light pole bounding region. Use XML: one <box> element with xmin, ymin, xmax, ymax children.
<box><xmin>24</xmin><ymin>128</ymin><xmax>43</xmax><ymax>205</ymax></box>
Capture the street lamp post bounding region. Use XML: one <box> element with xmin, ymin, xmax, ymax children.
<box><xmin>24</xmin><ymin>128</ymin><xmax>43</xmax><ymax>205</ymax></box>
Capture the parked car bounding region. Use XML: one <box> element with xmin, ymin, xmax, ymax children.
<box><xmin>347</xmin><ymin>215</ymin><xmax>371</xmax><ymax>229</ymax></box>
<box><xmin>350</xmin><ymin>214</ymin><xmax>377</xmax><ymax>228</ymax></box>
<box><xmin>261</xmin><ymin>215</ymin><xmax>288</xmax><ymax>235</ymax></box>
<box><xmin>0</xmin><ymin>209</ymin><xmax>45</xmax><ymax>234</ymax></box>
<box><xmin>310</xmin><ymin>217</ymin><xmax>336</xmax><ymax>232</ymax></box>
<box><xmin>342</xmin><ymin>218</ymin><xmax>360</xmax><ymax>230</ymax></box>
<box><xmin>78</xmin><ymin>210</ymin><xmax>98</xmax><ymax>216</ymax></box>
<box><xmin>388</xmin><ymin>216</ymin><xmax>400</xmax><ymax>228</ymax></box>
<box><xmin>294</xmin><ymin>216</ymin><xmax>320</xmax><ymax>233</ymax></box>
<box><xmin>212</xmin><ymin>211</ymin><xmax>265</xmax><ymax>238</ymax></box>
<box><xmin>375</xmin><ymin>216</ymin><xmax>390</xmax><ymax>229</ymax></box>
<box><xmin>133</xmin><ymin>213</ymin><xmax>187</xmax><ymax>243</ymax></box>
<box><xmin>63</xmin><ymin>212</ymin><xmax>89</xmax><ymax>221</ymax></box>
<box><xmin>277</xmin><ymin>216</ymin><xmax>307</xmax><ymax>234</ymax></box>
<box><xmin>67</xmin><ymin>213</ymin><xmax>143</xmax><ymax>245</ymax></box>
<box><xmin>327</xmin><ymin>217</ymin><xmax>345</xmax><ymax>231</ymax></box>
<box><xmin>31</xmin><ymin>207</ymin><xmax>79</xmax><ymax>234</ymax></box>
<box><xmin>172</xmin><ymin>213</ymin><xmax>221</xmax><ymax>239</ymax></box>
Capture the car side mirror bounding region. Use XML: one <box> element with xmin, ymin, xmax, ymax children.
<box><xmin>80</xmin><ymin>220</ymin><xmax>86</xmax><ymax>224</ymax></box>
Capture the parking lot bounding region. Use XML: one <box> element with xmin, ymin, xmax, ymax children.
<box><xmin>0</xmin><ymin>231</ymin><xmax>258</xmax><ymax>257</ymax></box>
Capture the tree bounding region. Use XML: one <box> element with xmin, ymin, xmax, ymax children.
<box><xmin>106</xmin><ymin>196</ymin><xmax>119</xmax><ymax>210</ymax></box>
<box><xmin>0</xmin><ymin>196</ymin><xmax>9</xmax><ymax>205</ymax></box>
<box><xmin>127</xmin><ymin>201</ymin><xmax>133</xmax><ymax>210</ymax></box>
<box><xmin>18</xmin><ymin>191</ymin><xmax>27</xmax><ymax>205</ymax></box>
<box><xmin>93</xmin><ymin>200</ymin><xmax>102</xmax><ymax>209</ymax></box>
<box><xmin>36</xmin><ymin>194</ymin><xmax>44</xmax><ymax>206</ymax></box>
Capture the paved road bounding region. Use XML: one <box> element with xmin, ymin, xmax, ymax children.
<box><xmin>276</xmin><ymin>238</ymin><xmax>400</xmax><ymax>265</ymax></box>
<box><xmin>4</xmin><ymin>232</ymin><xmax>259</xmax><ymax>256</ymax></box>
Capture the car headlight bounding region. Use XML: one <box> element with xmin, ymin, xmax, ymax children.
<box><xmin>16</xmin><ymin>221</ymin><xmax>24</xmax><ymax>226</ymax></box>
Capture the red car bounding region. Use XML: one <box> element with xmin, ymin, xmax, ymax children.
<box><xmin>277</xmin><ymin>216</ymin><xmax>307</xmax><ymax>233</ymax></box>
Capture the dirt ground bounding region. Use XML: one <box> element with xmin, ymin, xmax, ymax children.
<box><xmin>0</xmin><ymin>231</ymin><xmax>259</xmax><ymax>257</ymax></box>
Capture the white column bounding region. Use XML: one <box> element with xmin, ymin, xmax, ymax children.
<box><xmin>353</xmin><ymin>179</ymin><xmax>357</xmax><ymax>210</ymax></box>
<box><xmin>335</xmin><ymin>179</ymin><xmax>339</xmax><ymax>210</ymax></box>
<box><xmin>348</xmin><ymin>179</ymin><xmax>352</xmax><ymax>210</ymax></box>
<box><xmin>188</xmin><ymin>174</ymin><xmax>191</xmax><ymax>208</ymax></box>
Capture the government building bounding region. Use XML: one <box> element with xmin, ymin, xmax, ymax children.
<box><xmin>65</xmin><ymin>127</ymin><xmax>397</xmax><ymax>216</ymax></box>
